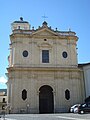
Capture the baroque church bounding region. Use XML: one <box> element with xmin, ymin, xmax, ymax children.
<box><xmin>7</xmin><ymin>17</ymin><xmax>85</xmax><ymax>113</ymax></box>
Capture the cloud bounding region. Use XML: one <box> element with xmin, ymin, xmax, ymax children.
<box><xmin>0</xmin><ymin>76</ymin><xmax>7</xmax><ymax>84</ymax></box>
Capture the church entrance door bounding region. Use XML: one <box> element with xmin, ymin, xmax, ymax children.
<box><xmin>39</xmin><ymin>85</ymin><xmax>54</xmax><ymax>113</ymax></box>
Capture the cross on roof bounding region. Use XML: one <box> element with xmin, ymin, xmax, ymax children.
<box><xmin>42</xmin><ymin>14</ymin><xmax>48</xmax><ymax>21</ymax></box>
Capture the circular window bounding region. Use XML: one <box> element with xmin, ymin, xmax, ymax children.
<box><xmin>44</xmin><ymin>39</ymin><xmax>47</xmax><ymax>41</ymax></box>
<box><xmin>23</xmin><ymin>50</ymin><xmax>28</xmax><ymax>57</ymax></box>
<box><xmin>62</xmin><ymin>51</ymin><xmax>68</xmax><ymax>58</ymax></box>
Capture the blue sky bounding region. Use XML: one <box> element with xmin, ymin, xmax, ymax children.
<box><xmin>0</xmin><ymin>0</ymin><xmax>90</xmax><ymax>89</ymax></box>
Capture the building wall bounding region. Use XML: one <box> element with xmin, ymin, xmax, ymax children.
<box><xmin>83</xmin><ymin>64</ymin><xmax>90</xmax><ymax>98</ymax></box>
<box><xmin>7</xmin><ymin>68</ymin><xmax>83</xmax><ymax>113</ymax></box>
<box><xmin>9</xmin><ymin>35</ymin><xmax>78</xmax><ymax>67</ymax></box>
<box><xmin>0</xmin><ymin>91</ymin><xmax>7</xmax><ymax>113</ymax></box>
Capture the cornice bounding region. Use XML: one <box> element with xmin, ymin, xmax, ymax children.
<box><xmin>7</xmin><ymin>66</ymin><xmax>81</xmax><ymax>72</ymax></box>
<box><xmin>10</xmin><ymin>33</ymin><xmax>78</xmax><ymax>41</ymax></box>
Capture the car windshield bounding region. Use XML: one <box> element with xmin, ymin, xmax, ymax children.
<box><xmin>71</xmin><ymin>104</ymin><xmax>79</xmax><ymax>108</ymax></box>
<box><xmin>82</xmin><ymin>104</ymin><xmax>86</xmax><ymax>107</ymax></box>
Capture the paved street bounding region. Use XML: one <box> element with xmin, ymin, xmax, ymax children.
<box><xmin>0</xmin><ymin>113</ymin><xmax>90</xmax><ymax>120</ymax></box>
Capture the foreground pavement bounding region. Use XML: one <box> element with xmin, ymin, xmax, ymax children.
<box><xmin>0</xmin><ymin>113</ymin><xmax>90</xmax><ymax>120</ymax></box>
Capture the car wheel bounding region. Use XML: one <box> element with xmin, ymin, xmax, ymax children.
<box><xmin>80</xmin><ymin>110</ymin><xmax>84</xmax><ymax>114</ymax></box>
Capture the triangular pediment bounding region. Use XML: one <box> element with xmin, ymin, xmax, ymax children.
<box><xmin>32</xmin><ymin>27</ymin><xmax>58</xmax><ymax>37</ymax></box>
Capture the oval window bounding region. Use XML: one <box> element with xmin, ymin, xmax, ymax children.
<box><xmin>23</xmin><ymin>50</ymin><xmax>28</xmax><ymax>57</ymax></box>
<box><xmin>22</xmin><ymin>89</ymin><xmax>27</xmax><ymax>100</ymax></box>
<box><xmin>62</xmin><ymin>51</ymin><xmax>68</xmax><ymax>58</ymax></box>
<box><xmin>65</xmin><ymin>89</ymin><xmax>70</xmax><ymax>100</ymax></box>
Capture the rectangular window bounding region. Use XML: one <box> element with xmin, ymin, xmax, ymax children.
<box><xmin>42</xmin><ymin>50</ymin><xmax>49</xmax><ymax>63</ymax></box>
<box><xmin>2</xmin><ymin>98</ymin><xmax>6</xmax><ymax>103</ymax></box>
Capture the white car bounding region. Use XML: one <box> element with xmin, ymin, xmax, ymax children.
<box><xmin>70</xmin><ymin>104</ymin><xmax>80</xmax><ymax>113</ymax></box>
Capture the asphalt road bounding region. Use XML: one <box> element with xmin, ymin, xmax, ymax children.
<box><xmin>0</xmin><ymin>113</ymin><xmax>90</xmax><ymax>120</ymax></box>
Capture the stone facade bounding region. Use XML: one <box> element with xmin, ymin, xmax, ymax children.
<box><xmin>7</xmin><ymin>18</ymin><xmax>84</xmax><ymax>113</ymax></box>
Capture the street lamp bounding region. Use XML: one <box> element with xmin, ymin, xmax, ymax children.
<box><xmin>2</xmin><ymin>105</ymin><xmax>6</xmax><ymax>120</ymax></box>
<box><xmin>27</xmin><ymin>104</ymin><xmax>29</xmax><ymax>114</ymax></box>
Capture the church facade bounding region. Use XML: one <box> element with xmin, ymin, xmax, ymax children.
<box><xmin>7</xmin><ymin>18</ymin><xmax>85</xmax><ymax>113</ymax></box>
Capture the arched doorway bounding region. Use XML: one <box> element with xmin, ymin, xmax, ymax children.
<box><xmin>39</xmin><ymin>85</ymin><xmax>54</xmax><ymax>113</ymax></box>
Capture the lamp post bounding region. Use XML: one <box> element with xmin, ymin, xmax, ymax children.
<box><xmin>27</xmin><ymin>104</ymin><xmax>29</xmax><ymax>114</ymax></box>
<box><xmin>2</xmin><ymin>105</ymin><xmax>6</xmax><ymax>120</ymax></box>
